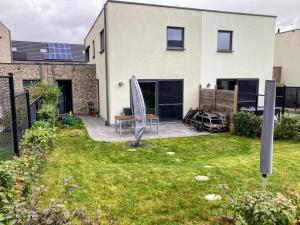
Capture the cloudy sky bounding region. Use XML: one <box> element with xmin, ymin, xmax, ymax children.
<box><xmin>0</xmin><ymin>0</ymin><xmax>299</xmax><ymax>44</ymax></box>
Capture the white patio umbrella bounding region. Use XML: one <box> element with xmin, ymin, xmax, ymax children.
<box><xmin>130</xmin><ymin>75</ymin><xmax>146</xmax><ymax>147</ymax></box>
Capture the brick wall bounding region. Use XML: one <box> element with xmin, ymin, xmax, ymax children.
<box><xmin>273</xmin><ymin>66</ymin><xmax>282</xmax><ymax>86</ymax></box>
<box><xmin>0</xmin><ymin>63</ymin><xmax>97</xmax><ymax>114</ymax></box>
<box><xmin>0</xmin><ymin>21</ymin><xmax>12</xmax><ymax>63</ymax></box>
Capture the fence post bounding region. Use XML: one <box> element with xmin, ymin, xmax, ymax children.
<box><xmin>233</xmin><ymin>85</ymin><xmax>239</xmax><ymax>113</ymax></box>
<box><xmin>199</xmin><ymin>85</ymin><xmax>202</xmax><ymax>108</ymax></box>
<box><xmin>8</xmin><ymin>73</ymin><xmax>20</xmax><ymax>157</ymax></box>
<box><xmin>26</xmin><ymin>90</ymin><xmax>32</xmax><ymax>128</ymax></box>
<box><xmin>282</xmin><ymin>86</ymin><xmax>286</xmax><ymax>115</ymax></box>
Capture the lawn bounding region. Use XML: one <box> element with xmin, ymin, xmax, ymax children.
<box><xmin>37</xmin><ymin>128</ymin><xmax>300</xmax><ymax>225</ymax></box>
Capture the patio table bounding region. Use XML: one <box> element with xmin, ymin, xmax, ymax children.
<box><xmin>115</xmin><ymin>114</ymin><xmax>159</xmax><ymax>134</ymax></box>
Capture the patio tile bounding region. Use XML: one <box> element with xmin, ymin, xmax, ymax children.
<box><xmin>80</xmin><ymin>116</ymin><xmax>209</xmax><ymax>142</ymax></box>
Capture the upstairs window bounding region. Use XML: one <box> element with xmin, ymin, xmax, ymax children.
<box><xmin>217</xmin><ymin>30</ymin><xmax>233</xmax><ymax>52</ymax></box>
<box><xmin>92</xmin><ymin>40</ymin><xmax>95</xmax><ymax>58</ymax></box>
<box><xmin>100</xmin><ymin>29</ymin><xmax>105</xmax><ymax>53</ymax></box>
<box><xmin>85</xmin><ymin>46</ymin><xmax>90</xmax><ymax>62</ymax></box>
<box><xmin>167</xmin><ymin>27</ymin><xmax>184</xmax><ymax>50</ymax></box>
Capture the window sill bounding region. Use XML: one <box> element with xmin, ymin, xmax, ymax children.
<box><xmin>217</xmin><ymin>50</ymin><xmax>234</xmax><ymax>53</ymax></box>
<box><xmin>100</xmin><ymin>50</ymin><xmax>105</xmax><ymax>54</ymax></box>
<box><xmin>167</xmin><ymin>47</ymin><xmax>185</xmax><ymax>51</ymax></box>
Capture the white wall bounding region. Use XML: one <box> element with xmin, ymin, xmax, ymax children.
<box><xmin>200</xmin><ymin>11</ymin><xmax>276</xmax><ymax>96</ymax></box>
<box><xmin>87</xmin><ymin>2</ymin><xmax>276</xmax><ymax>123</ymax></box>
<box><xmin>106</xmin><ymin>2</ymin><xmax>202</xmax><ymax>123</ymax></box>
<box><xmin>274</xmin><ymin>30</ymin><xmax>300</xmax><ymax>86</ymax></box>
<box><xmin>85</xmin><ymin>11</ymin><xmax>107</xmax><ymax>120</ymax></box>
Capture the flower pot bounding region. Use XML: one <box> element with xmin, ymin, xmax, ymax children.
<box><xmin>91</xmin><ymin>111</ymin><xmax>98</xmax><ymax>117</ymax></box>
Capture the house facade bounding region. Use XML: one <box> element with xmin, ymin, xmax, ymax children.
<box><xmin>274</xmin><ymin>29</ymin><xmax>300</xmax><ymax>86</ymax></box>
<box><xmin>86</xmin><ymin>0</ymin><xmax>276</xmax><ymax>124</ymax></box>
<box><xmin>0</xmin><ymin>21</ymin><xmax>97</xmax><ymax>114</ymax></box>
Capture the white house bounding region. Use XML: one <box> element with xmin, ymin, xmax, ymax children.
<box><xmin>274</xmin><ymin>29</ymin><xmax>300</xmax><ymax>86</ymax></box>
<box><xmin>85</xmin><ymin>0</ymin><xmax>276</xmax><ymax>124</ymax></box>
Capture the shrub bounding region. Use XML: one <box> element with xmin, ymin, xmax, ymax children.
<box><xmin>229</xmin><ymin>191</ymin><xmax>297</xmax><ymax>225</ymax></box>
<box><xmin>29</xmin><ymin>83</ymin><xmax>60</xmax><ymax>105</ymax></box>
<box><xmin>38</xmin><ymin>103</ymin><xmax>57</xmax><ymax>125</ymax></box>
<box><xmin>232</xmin><ymin>112</ymin><xmax>263</xmax><ymax>138</ymax></box>
<box><xmin>20</xmin><ymin>123</ymin><xmax>57</xmax><ymax>156</ymax></box>
<box><xmin>63</xmin><ymin>114</ymin><xmax>84</xmax><ymax>129</ymax></box>
<box><xmin>275</xmin><ymin>116</ymin><xmax>300</xmax><ymax>140</ymax></box>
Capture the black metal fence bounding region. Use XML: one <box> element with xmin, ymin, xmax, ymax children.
<box><xmin>0</xmin><ymin>74</ymin><xmax>41</xmax><ymax>160</ymax></box>
<box><xmin>276</xmin><ymin>86</ymin><xmax>300</xmax><ymax>113</ymax></box>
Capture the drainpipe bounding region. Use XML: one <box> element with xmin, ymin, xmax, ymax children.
<box><xmin>104</xmin><ymin>3</ymin><xmax>110</xmax><ymax>126</ymax></box>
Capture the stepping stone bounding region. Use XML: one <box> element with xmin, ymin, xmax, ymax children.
<box><xmin>167</xmin><ymin>152</ymin><xmax>175</xmax><ymax>155</ymax></box>
<box><xmin>203</xmin><ymin>165</ymin><xmax>216</xmax><ymax>169</ymax></box>
<box><xmin>127</xmin><ymin>149</ymin><xmax>137</xmax><ymax>152</ymax></box>
<box><xmin>194</xmin><ymin>175</ymin><xmax>210</xmax><ymax>181</ymax></box>
<box><xmin>205</xmin><ymin>194</ymin><xmax>221</xmax><ymax>201</ymax></box>
<box><xmin>175</xmin><ymin>158</ymin><xmax>183</xmax><ymax>162</ymax></box>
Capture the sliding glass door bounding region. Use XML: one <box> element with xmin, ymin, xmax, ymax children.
<box><xmin>138</xmin><ymin>80</ymin><xmax>184</xmax><ymax>121</ymax></box>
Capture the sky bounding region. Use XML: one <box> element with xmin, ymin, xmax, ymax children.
<box><xmin>0</xmin><ymin>0</ymin><xmax>299</xmax><ymax>44</ymax></box>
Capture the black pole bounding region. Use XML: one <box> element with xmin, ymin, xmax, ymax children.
<box><xmin>26</xmin><ymin>90</ymin><xmax>32</xmax><ymax>128</ymax></box>
<box><xmin>8</xmin><ymin>73</ymin><xmax>20</xmax><ymax>157</ymax></box>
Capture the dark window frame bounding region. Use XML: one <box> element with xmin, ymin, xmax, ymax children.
<box><xmin>22</xmin><ymin>79</ymin><xmax>40</xmax><ymax>90</ymax></box>
<box><xmin>167</xmin><ymin>26</ymin><xmax>185</xmax><ymax>51</ymax></box>
<box><xmin>85</xmin><ymin>46</ymin><xmax>90</xmax><ymax>62</ymax></box>
<box><xmin>100</xmin><ymin>29</ymin><xmax>105</xmax><ymax>54</ymax></box>
<box><xmin>92</xmin><ymin>40</ymin><xmax>95</xmax><ymax>58</ymax></box>
<box><xmin>217</xmin><ymin>30</ymin><xmax>233</xmax><ymax>53</ymax></box>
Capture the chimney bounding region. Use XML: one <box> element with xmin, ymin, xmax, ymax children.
<box><xmin>277</xmin><ymin>28</ymin><xmax>280</xmax><ymax>34</ymax></box>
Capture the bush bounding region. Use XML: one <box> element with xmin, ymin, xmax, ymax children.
<box><xmin>29</xmin><ymin>83</ymin><xmax>60</xmax><ymax>105</ymax></box>
<box><xmin>275</xmin><ymin>116</ymin><xmax>300</xmax><ymax>140</ymax></box>
<box><xmin>38</xmin><ymin>103</ymin><xmax>57</xmax><ymax>125</ymax></box>
<box><xmin>63</xmin><ymin>114</ymin><xmax>84</xmax><ymax>129</ymax></box>
<box><xmin>229</xmin><ymin>191</ymin><xmax>297</xmax><ymax>225</ymax></box>
<box><xmin>232</xmin><ymin>112</ymin><xmax>263</xmax><ymax>138</ymax></box>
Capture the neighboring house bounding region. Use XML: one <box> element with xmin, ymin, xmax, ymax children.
<box><xmin>85</xmin><ymin>0</ymin><xmax>276</xmax><ymax>125</ymax></box>
<box><xmin>0</xmin><ymin>21</ymin><xmax>12</xmax><ymax>63</ymax></box>
<box><xmin>0</xmin><ymin>22</ymin><xmax>97</xmax><ymax>114</ymax></box>
<box><xmin>274</xmin><ymin>29</ymin><xmax>300</xmax><ymax>86</ymax></box>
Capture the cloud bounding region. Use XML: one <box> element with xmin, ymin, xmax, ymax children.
<box><xmin>0</xmin><ymin>0</ymin><xmax>299</xmax><ymax>43</ymax></box>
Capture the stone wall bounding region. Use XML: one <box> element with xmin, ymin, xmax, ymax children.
<box><xmin>0</xmin><ymin>63</ymin><xmax>97</xmax><ymax>114</ymax></box>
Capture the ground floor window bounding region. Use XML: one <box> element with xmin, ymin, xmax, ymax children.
<box><xmin>217</xmin><ymin>78</ymin><xmax>259</xmax><ymax>110</ymax></box>
<box><xmin>23</xmin><ymin>79</ymin><xmax>40</xmax><ymax>90</ymax></box>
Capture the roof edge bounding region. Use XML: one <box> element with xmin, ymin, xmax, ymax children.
<box><xmin>0</xmin><ymin>21</ymin><xmax>10</xmax><ymax>31</ymax></box>
<box><xmin>276</xmin><ymin>28</ymin><xmax>300</xmax><ymax>35</ymax></box>
<box><xmin>108</xmin><ymin>0</ymin><xmax>277</xmax><ymax>18</ymax></box>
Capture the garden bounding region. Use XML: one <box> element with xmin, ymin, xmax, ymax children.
<box><xmin>0</xmin><ymin>83</ymin><xmax>299</xmax><ymax>225</ymax></box>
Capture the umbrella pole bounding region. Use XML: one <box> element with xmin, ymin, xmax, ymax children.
<box><xmin>262</xmin><ymin>174</ymin><xmax>267</xmax><ymax>191</ymax></box>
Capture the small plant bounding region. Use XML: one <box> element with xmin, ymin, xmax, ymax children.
<box><xmin>275</xmin><ymin>116</ymin><xmax>300</xmax><ymax>140</ymax></box>
<box><xmin>2</xmin><ymin>177</ymin><xmax>101</xmax><ymax>225</ymax></box>
<box><xmin>228</xmin><ymin>191</ymin><xmax>297</xmax><ymax>225</ymax></box>
<box><xmin>63</xmin><ymin>113</ymin><xmax>84</xmax><ymax>129</ymax></box>
<box><xmin>38</xmin><ymin>103</ymin><xmax>57</xmax><ymax>125</ymax></box>
<box><xmin>232</xmin><ymin>112</ymin><xmax>262</xmax><ymax>138</ymax></box>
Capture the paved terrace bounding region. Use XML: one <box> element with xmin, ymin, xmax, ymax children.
<box><xmin>80</xmin><ymin>116</ymin><xmax>209</xmax><ymax>142</ymax></box>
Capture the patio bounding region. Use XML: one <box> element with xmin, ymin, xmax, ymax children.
<box><xmin>80</xmin><ymin>116</ymin><xmax>209</xmax><ymax>142</ymax></box>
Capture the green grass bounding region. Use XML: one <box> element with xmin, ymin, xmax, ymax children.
<box><xmin>37</xmin><ymin>128</ymin><xmax>300</xmax><ymax>225</ymax></box>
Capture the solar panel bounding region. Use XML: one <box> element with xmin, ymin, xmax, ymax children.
<box><xmin>44</xmin><ymin>43</ymin><xmax>73</xmax><ymax>61</ymax></box>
